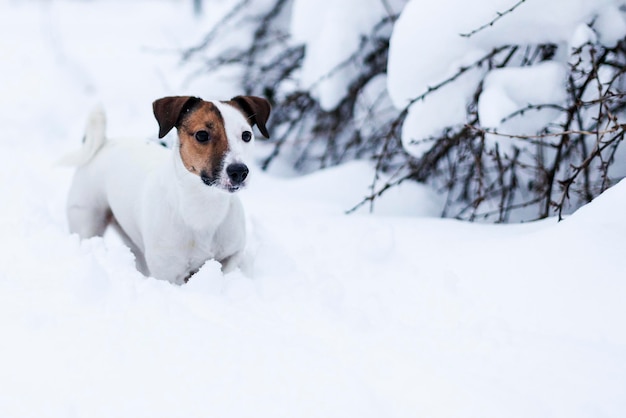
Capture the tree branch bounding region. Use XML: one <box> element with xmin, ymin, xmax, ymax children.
<box><xmin>460</xmin><ymin>0</ymin><xmax>527</xmax><ymax>38</ymax></box>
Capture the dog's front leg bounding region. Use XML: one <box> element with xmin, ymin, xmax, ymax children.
<box><xmin>144</xmin><ymin>249</ymin><xmax>189</xmax><ymax>285</ymax></box>
<box><xmin>219</xmin><ymin>250</ymin><xmax>244</xmax><ymax>274</ymax></box>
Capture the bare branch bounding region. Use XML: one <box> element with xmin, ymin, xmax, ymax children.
<box><xmin>460</xmin><ymin>0</ymin><xmax>527</xmax><ymax>38</ymax></box>
<box><xmin>467</xmin><ymin>125</ymin><xmax>624</xmax><ymax>141</ymax></box>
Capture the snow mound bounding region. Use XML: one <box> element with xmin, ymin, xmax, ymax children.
<box><xmin>565</xmin><ymin>177</ymin><xmax>626</xmax><ymax>225</ymax></box>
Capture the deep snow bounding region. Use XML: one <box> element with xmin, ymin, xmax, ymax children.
<box><xmin>0</xmin><ymin>1</ymin><xmax>625</xmax><ymax>417</ymax></box>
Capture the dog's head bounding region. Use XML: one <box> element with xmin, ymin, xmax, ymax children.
<box><xmin>152</xmin><ymin>95</ymin><xmax>271</xmax><ymax>192</ymax></box>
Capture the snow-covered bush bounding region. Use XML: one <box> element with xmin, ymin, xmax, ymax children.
<box><xmin>388</xmin><ymin>0</ymin><xmax>626</xmax><ymax>221</ymax></box>
<box><xmin>184</xmin><ymin>0</ymin><xmax>626</xmax><ymax>221</ymax></box>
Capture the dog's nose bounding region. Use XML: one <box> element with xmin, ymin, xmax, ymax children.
<box><xmin>226</xmin><ymin>163</ymin><xmax>249</xmax><ymax>185</ymax></box>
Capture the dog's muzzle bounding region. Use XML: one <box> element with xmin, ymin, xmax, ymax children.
<box><xmin>200</xmin><ymin>163</ymin><xmax>249</xmax><ymax>192</ymax></box>
<box><xmin>226</xmin><ymin>163</ymin><xmax>249</xmax><ymax>187</ymax></box>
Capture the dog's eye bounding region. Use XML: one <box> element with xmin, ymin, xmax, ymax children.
<box><xmin>195</xmin><ymin>131</ymin><xmax>210</xmax><ymax>143</ymax></box>
<box><xmin>242</xmin><ymin>131</ymin><xmax>252</xmax><ymax>143</ymax></box>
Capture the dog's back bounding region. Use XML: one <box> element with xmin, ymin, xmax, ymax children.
<box><xmin>64</xmin><ymin>108</ymin><xmax>166</xmax><ymax>244</ymax></box>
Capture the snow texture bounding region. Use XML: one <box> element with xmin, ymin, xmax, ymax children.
<box><xmin>0</xmin><ymin>1</ymin><xmax>625</xmax><ymax>417</ymax></box>
<box><xmin>478</xmin><ymin>62</ymin><xmax>567</xmax><ymax>140</ymax></box>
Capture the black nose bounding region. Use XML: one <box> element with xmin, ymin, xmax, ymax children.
<box><xmin>226</xmin><ymin>163</ymin><xmax>249</xmax><ymax>185</ymax></box>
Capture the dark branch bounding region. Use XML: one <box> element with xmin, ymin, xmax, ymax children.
<box><xmin>460</xmin><ymin>0</ymin><xmax>527</xmax><ymax>38</ymax></box>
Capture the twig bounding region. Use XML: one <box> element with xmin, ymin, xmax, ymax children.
<box><xmin>460</xmin><ymin>0</ymin><xmax>527</xmax><ymax>38</ymax></box>
<box><xmin>467</xmin><ymin>125</ymin><xmax>624</xmax><ymax>140</ymax></box>
<box><xmin>380</xmin><ymin>0</ymin><xmax>397</xmax><ymax>22</ymax></box>
<box><xmin>404</xmin><ymin>46</ymin><xmax>512</xmax><ymax>108</ymax></box>
<box><xmin>556</xmin><ymin>130</ymin><xmax>625</xmax><ymax>220</ymax></box>
<box><xmin>346</xmin><ymin>172</ymin><xmax>413</xmax><ymax>214</ymax></box>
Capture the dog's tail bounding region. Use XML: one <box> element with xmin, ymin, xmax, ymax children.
<box><xmin>58</xmin><ymin>105</ymin><xmax>107</xmax><ymax>166</ymax></box>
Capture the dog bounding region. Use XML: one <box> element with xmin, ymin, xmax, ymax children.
<box><xmin>64</xmin><ymin>96</ymin><xmax>271</xmax><ymax>284</ymax></box>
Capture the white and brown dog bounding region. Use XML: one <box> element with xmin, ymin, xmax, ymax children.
<box><xmin>64</xmin><ymin>96</ymin><xmax>271</xmax><ymax>284</ymax></box>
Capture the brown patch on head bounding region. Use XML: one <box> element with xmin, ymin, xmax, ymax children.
<box><xmin>176</xmin><ymin>101</ymin><xmax>230</xmax><ymax>184</ymax></box>
<box><xmin>153</xmin><ymin>96</ymin><xmax>202</xmax><ymax>139</ymax></box>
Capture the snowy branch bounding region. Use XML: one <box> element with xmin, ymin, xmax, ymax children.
<box><xmin>467</xmin><ymin>124</ymin><xmax>625</xmax><ymax>142</ymax></box>
<box><xmin>459</xmin><ymin>0</ymin><xmax>527</xmax><ymax>38</ymax></box>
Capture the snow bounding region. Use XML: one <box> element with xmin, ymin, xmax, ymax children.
<box><xmin>570</xmin><ymin>23</ymin><xmax>598</xmax><ymax>49</ymax></box>
<box><xmin>595</xmin><ymin>4</ymin><xmax>626</xmax><ymax>47</ymax></box>
<box><xmin>1</xmin><ymin>1</ymin><xmax>626</xmax><ymax>417</ymax></box>
<box><xmin>398</xmin><ymin>67</ymin><xmax>482</xmax><ymax>157</ymax></box>
<box><xmin>290</xmin><ymin>0</ymin><xmax>405</xmax><ymax>110</ymax></box>
<box><xmin>478</xmin><ymin>62</ymin><xmax>567</xmax><ymax>137</ymax></box>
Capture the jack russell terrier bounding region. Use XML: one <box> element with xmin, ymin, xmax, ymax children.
<box><xmin>64</xmin><ymin>96</ymin><xmax>271</xmax><ymax>284</ymax></box>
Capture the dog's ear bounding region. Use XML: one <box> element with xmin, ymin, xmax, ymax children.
<box><xmin>153</xmin><ymin>96</ymin><xmax>201</xmax><ymax>139</ymax></box>
<box><xmin>228</xmin><ymin>96</ymin><xmax>271</xmax><ymax>138</ymax></box>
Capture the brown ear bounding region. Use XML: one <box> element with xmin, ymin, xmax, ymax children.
<box><xmin>228</xmin><ymin>96</ymin><xmax>271</xmax><ymax>138</ymax></box>
<box><xmin>152</xmin><ymin>96</ymin><xmax>201</xmax><ymax>139</ymax></box>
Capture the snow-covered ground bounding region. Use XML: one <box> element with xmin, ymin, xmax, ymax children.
<box><xmin>0</xmin><ymin>1</ymin><xmax>625</xmax><ymax>417</ymax></box>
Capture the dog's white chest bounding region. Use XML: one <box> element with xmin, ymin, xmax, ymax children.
<box><xmin>140</xmin><ymin>190</ymin><xmax>246</xmax><ymax>284</ymax></box>
<box><xmin>183</xmin><ymin>232</ymin><xmax>229</xmax><ymax>271</ymax></box>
